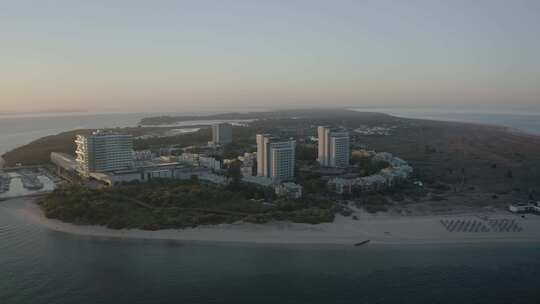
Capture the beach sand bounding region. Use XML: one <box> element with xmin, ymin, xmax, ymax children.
<box><xmin>5</xmin><ymin>197</ymin><xmax>540</xmax><ymax>246</ymax></box>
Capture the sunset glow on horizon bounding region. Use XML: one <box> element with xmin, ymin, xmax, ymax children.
<box><xmin>1</xmin><ymin>0</ymin><xmax>539</xmax><ymax>113</ymax></box>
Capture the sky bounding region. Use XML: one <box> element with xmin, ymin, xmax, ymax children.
<box><xmin>1</xmin><ymin>0</ymin><xmax>539</xmax><ymax>114</ymax></box>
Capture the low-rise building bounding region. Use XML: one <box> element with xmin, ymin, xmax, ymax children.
<box><xmin>51</xmin><ymin>152</ymin><xmax>79</xmax><ymax>173</ymax></box>
<box><xmin>199</xmin><ymin>156</ymin><xmax>222</xmax><ymax>170</ymax></box>
<box><xmin>86</xmin><ymin>161</ymin><xmax>217</xmax><ymax>186</ymax></box>
<box><xmin>327</xmin><ymin>152</ymin><xmax>413</xmax><ymax>194</ymax></box>
<box><xmin>274</xmin><ymin>182</ymin><xmax>303</xmax><ymax>199</ymax></box>
<box><xmin>239</xmin><ymin>152</ymin><xmax>256</xmax><ymax>177</ymax></box>
<box><xmin>90</xmin><ymin>170</ymin><xmax>141</xmax><ymax>186</ymax></box>
<box><xmin>242</xmin><ymin>175</ymin><xmax>275</xmax><ymax>187</ymax></box>
<box><xmin>373</xmin><ymin>152</ymin><xmax>406</xmax><ymax>167</ymax></box>
<box><xmin>380</xmin><ymin>165</ymin><xmax>413</xmax><ymax>187</ymax></box>
<box><xmin>133</xmin><ymin>150</ymin><xmax>153</xmax><ymax>161</ymax></box>
<box><xmin>179</xmin><ymin>152</ymin><xmax>200</xmax><ymax>165</ymax></box>
<box><xmin>328</xmin><ymin>174</ymin><xmax>388</xmax><ymax>194</ymax></box>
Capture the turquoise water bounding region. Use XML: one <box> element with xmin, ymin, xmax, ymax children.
<box><xmin>1</xmin><ymin>201</ymin><xmax>540</xmax><ymax>304</ymax></box>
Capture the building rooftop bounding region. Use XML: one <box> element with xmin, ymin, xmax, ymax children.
<box><xmin>91</xmin><ymin>130</ymin><xmax>131</xmax><ymax>136</ymax></box>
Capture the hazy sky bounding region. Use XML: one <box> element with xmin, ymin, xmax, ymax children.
<box><xmin>1</xmin><ymin>0</ymin><xmax>539</xmax><ymax>113</ymax></box>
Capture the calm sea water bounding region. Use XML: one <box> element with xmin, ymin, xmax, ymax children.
<box><xmin>1</xmin><ymin>201</ymin><xmax>540</xmax><ymax>304</ymax></box>
<box><xmin>0</xmin><ymin>113</ymin><xmax>148</xmax><ymax>156</ymax></box>
<box><xmin>353</xmin><ymin>108</ymin><xmax>540</xmax><ymax>135</ymax></box>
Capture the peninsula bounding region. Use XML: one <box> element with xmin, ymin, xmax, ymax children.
<box><xmin>2</xmin><ymin>109</ymin><xmax>539</xmax><ymax>241</ymax></box>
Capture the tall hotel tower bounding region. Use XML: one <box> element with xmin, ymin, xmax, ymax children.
<box><xmin>75</xmin><ymin>130</ymin><xmax>134</xmax><ymax>177</ymax></box>
<box><xmin>211</xmin><ymin>123</ymin><xmax>233</xmax><ymax>145</ymax></box>
<box><xmin>256</xmin><ymin>134</ymin><xmax>295</xmax><ymax>182</ymax></box>
<box><xmin>317</xmin><ymin>126</ymin><xmax>350</xmax><ymax>168</ymax></box>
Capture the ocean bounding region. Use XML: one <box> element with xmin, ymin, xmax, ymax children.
<box><xmin>1</xmin><ymin>201</ymin><xmax>540</xmax><ymax>304</ymax></box>
<box><xmin>0</xmin><ymin>113</ymin><xmax>148</xmax><ymax>156</ymax></box>
<box><xmin>352</xmin><ymin>108</ymin><xmax>540</xmax><ymax>135</ymax></box>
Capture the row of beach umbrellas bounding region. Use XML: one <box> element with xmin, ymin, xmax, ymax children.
<box><xmin>440</xmin><ymin>219</ymin><xmax>523</xmax><ymax>233</ymax></box>
<box><xmin>440</xmin><ymin>219</ymin><xmax>490</xmax><ymax>233</ymax></box>
<box><xmin>487</xmin><ymin>219</ymin><xmax>523</xmax><ymax>232</ymax></box>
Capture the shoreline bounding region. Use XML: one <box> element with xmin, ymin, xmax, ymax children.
<box><xmin>5</xmin><ymin>197</ymin><xmax>540</xmax><ymax>246</ymax></box>
<box><xmin>373</xmin><ymin>110</ymin><xmax>540</xmax><ymax>137</ymax></box>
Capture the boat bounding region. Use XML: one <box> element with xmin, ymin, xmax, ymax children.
<box><xmin>353</xmin><ymin>240</ymin><xmax>370</xmax><ymax>247</ymax></box>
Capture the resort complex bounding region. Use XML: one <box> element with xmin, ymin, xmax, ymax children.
<box><xmin>2</xmin><ymin>109</ymin><xmax>537</xmax><ymax>225</ymax></box>
<box><xmin>45</xmin><ymin>119</ymin><xmax>421</xmax><ymax>202</ymax></box>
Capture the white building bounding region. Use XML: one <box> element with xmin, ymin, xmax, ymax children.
<box><xmin>179</xmin><ymin>153</ymin><xmax>221</xmax><ymax>170</ymax></box>
<box><xmin>51</xmin><ymin>152</ymin><xmax>79</xmax><ymax>173</ymax></box>
<box><xmin>210</xmin><ymin>123</ymin><xmax>232</xmax><ymax>145</ymax></box>
<box><xmin>328</xmin><ymin>174</ymin><xmax>388</xmax><ymax>194</ymax></box>
<box><xmin>75</xmin><ymin>131</ymin><xmax>134</xmax><ymax>177</ymax></box>
<box><xmin>275</xmin><ymin>182</ymin><xmax>303</xmax><ymax>199</ymax></box>
<box><xmin>238</xmin><ymin>152</ymin><xmax>256</xmax><ymax>164</ymax></box>
<box><xmin>373</xmin><ymin>152</ymin><xmax>406</xmax><ymax>167</ymax></box>
<box><xmin>199</xmin><ymin>156</ymin><xmax>222</xmax><ymax>170</ymax></box>
<box><xmin>256</xmin><ymin>134</ymin><xmax>295</xmax><ymax>182</ymax></box>
<box><xmin>238</xmin><ymin>152</ymin><xmax>256</xmax><ymax>177</ymax></box>
<box><xmin>318</xmin><ymin>126</ymin><xmax>350</xmax><ymax>168</ymax></box>
<box><xmin>327</xmin><ymin>152</ymin><xmax>413</xmax><ymax>194</ymax></box>
<box><xmin>133</xmin><ymin>150</ymin><xmax>153</xmax><ymax>161</ymax></box>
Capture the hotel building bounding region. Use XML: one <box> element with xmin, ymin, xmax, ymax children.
<box><xmin>75</xmin><ymin>130</ymin><xmax>134</xmax><ymax>177</ymax></box>
<box><xmin>211</xmin><ymin>123</ymin><xmax>233</xmax><ymax>145</ymax></box>
<box><xmin>317</xmin><ymin>126</ymin><xmax>350</xmax><ymax>168</ymax></box>
<box><xmin>256</xmin><ymin>134</ymin><xmax>295</xmax><ymax>182</ymax></box>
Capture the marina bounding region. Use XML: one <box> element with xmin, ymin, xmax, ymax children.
<box><xmin>0</xmin><ymin>168</ymin><xmax>56</xmax><ymax>199</ymax></box>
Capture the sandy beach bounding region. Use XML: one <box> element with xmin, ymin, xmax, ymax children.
<box><xmin>4</xmin><ymin>197</ymin><xmax>540</xmax><ymax>246</ymax></box>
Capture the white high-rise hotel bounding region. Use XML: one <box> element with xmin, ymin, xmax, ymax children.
<box><xmin>211</xmin><ymin>123</ymin><xmax>232</xmax><ymax>145</ymax></box>
<box><xmin>256</xmin><ymin>134</ymin><xmax>295</xmax><ymax>182</ymax></box>
<box><xmin>75</xmin><ymin>130</ymin><xmax>134</xmax><ymax>177</ymax></box>
<box><xmin>318</xmin><ymin>126</ymin><xmax>350</xmax><ymax>168</ymax></box>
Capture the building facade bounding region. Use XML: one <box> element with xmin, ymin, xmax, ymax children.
<box><xmin>274</xmin><ymin>182</ymin><xmax>303</xmax><ymax>199</ymax></box>
<box><xmin>75</xmin><ymin>130</ymin><xmax>134</xmax><ymax>177</ymax></box>
<box><xmin>256</xmin><ymin>134</ymin><xmax>295</xmax><ymax>182</ymax></box>
<box><xmin>317</xmin><ymin>126</ymin><xmax>350</xmax><ymax>168</ymax></box>
<box><xmin>211</xmin><ymin>123</ymin><xmax>232</xmax><ymax>145</ymax></box>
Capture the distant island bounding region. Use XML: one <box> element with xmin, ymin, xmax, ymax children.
<box><xmin>3</xmin><ymin>109</ymin><xmax>540</xmax><ymax>231</ymax></box>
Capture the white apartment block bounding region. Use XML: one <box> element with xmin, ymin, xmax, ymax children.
<box><xmin>256</xmin><ymin>134</ymin><xmax>295</xmax><ymax>182</ymax></box>
<box><xmin>211</xmin><ymin>123</ymin><xmax>232</xmax><ymax>145</ymax></box>
<box><xmin>239</xmin><ymin>152</ymin><xmax>256</xmax><ymax>176</ymax></box>
<box><xmin>317</xmin><ymin>126</ymin><xmax>350</xmax><ymax>168</ymax></box>
<box><xmin>75</xmin><ymin>130</ymin><xmax>134</xmax><ymax>177</ymax></box>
